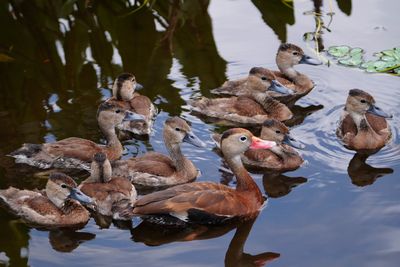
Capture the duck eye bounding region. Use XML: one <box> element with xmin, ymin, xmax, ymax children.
<box><xmin>360</xmin><ymin>99</ymin><xmax>366</xmax><ymax>104</ymax></box>
<box><xmin>175</xmin><ymin>128</ymin><xmax>181</xmax><ymax>132</ymax></box>
<box><xmin>239</xmin><ymin>136</ymin><xmax>247</xmax><ymax>142</ymax></box>
<box><xmin>61</xmin><ymin>184</ymin><xmax>67</xmax><ymax>188</ymax></box>
<box><xmin>293</xmin><ymin>51</ymin><xmax>299</xmax><ymax>56</ymax></box>
<box><xmin>275</xmin><ymin>130</ymin><xmax>281</xmax><ymax>134</ymax></box>
<box><xmin>261</xmin><ymin>76</ymin><xmax>267</xmax><ymax>81</ymax></box>
<box><xmin>115</xmin><ymin>109</ymin><xmax>121</xmax><ymax>113</ymax></box>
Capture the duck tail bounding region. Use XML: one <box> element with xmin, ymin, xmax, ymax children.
<box><xmin>188</xmin><ymin>97</ymin><xmax>210</xmax><ymax>110</ymax></box>
<box><xmin>0</xmin><ymin>187</ymin><xmax>19</xmax><ymax>203</ymax></box>
<box><xmin>8</xmin><ymin>143</ymin><xmax>43</xmax><ymax>159</ymax></box>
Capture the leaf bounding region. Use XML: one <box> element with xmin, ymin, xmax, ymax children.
<box><xmin>349</xmin><ymin>47</ymin><xmax>363</xmax><ymax>56</ymax></box>
<box><xmin>327</xmin><ymin>45</ymin><xmax>350</xmax><ymax>58</ymax></box>
<box><xmin>338</xmin><ymin>55</ymin><xmax>363</xmax><ymax>66</ymax></box>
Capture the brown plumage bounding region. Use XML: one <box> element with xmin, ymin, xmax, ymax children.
<box><xmin>107</xmin><ymin>73</ymin><xmax>157</xmax><ymax>135</ymax></box>
<box><xmin>9</xmin><ymin>102</ymin><xmax>143</xmax><ymax>170</ymax></box>
<box><xmin>190</xmin><ymin>75</ymin><xmax>293</xmax><ymax>126</ymax></box>
<box><xmin>212</xmin><ymin>119</ymin><xmax>304</xmax><ymax>172</ymax></box>
<box><xmin>210</xmin><ymin>44</ymin><xmax>321</xmax><ymax>105</ymax></box>
<box><xmin>0</xmin><ymin>173</ymin><xmax>92</xmax><ymax>227</ymax></box>
<box><xmin>337</xmin><ymin>89</ymin><xmax>392</xmax><ymax>151</ymax></box>
<box><xmin>273</xmin><ymin>43</ymin><xmax>321</xmax><ymax>104</ymax></box>
<box><xmin>79</xmin><ymin>152</ymin><xmax>137</xmax><ymax>220</ymax></box>
<box><xmin>112</xmin><ymin>117</ymin><xmax>205</xmax><ymax>190</ymax></box>
<box><xmin>211</xmin><ymin>67</ymin><xmax>293</xmax><ymax>99</ymax></box>
<box><xmin>132</xmin><ymin>128</ymin><xmax>277</xmax><ymax>225</ymax></box>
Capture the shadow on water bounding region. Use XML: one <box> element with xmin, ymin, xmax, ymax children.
<box><xmin>131</xmin><ymin>216</ymin><xmax>280</xmax><ymax>267</ymax></box>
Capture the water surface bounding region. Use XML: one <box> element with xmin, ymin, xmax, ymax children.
<box><xmin>0</xmin><ymin>0</ymin><xmax>400</xmax><ymax>266</ymax></box>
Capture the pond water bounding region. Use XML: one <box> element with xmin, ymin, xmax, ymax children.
<box><xmin>0</xmin><ymin>0</ymin><xmax>400</xmax><ymax>266</ymax></box>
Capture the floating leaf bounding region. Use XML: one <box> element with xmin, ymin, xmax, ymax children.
<box><xmin>349</xmin><ymin>47</ymin><xmax>363</xmax><ymax>56</ymax></box>
<box><xmin>338</xmin><ymin>54</ymin><xmax>363</xmax><ymax>66</ymax></box>
<box><xmin>327</xmin><ymin>45</ymin><xmax>350</xmax><ymax>58</ymax></box>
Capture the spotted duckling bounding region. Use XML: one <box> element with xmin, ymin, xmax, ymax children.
<box><xmin>106</xmin><ymin>73</ymin><xmax>157</xmax><ymax>135</ymax></box>
<box><xmin>213</xmin><ymin>119</ymin><xmax>304</xmax><ymax>172</ymax></box>
<box><xmin>9</xmin><ymin>102</ymin><xmax>144</xmax><ymax>171</ymax></box>
<box><xmin>112</xmin><ymin>117</ymin><xmax>205</xmax><ymax>190</ymax></box>
<box><xmin>211</xmin><ymin>44</ymin><xmax>321</xmax><ymax>105</ymax></box>
<box><xmin>0</xmin><ymin>173</ymin><xmax>92</xmax><ymax>227</ymax></box>
<box><xmin>79</xmin><ymin>152</ymin><xmax>137</xmax><ymax>220</ymax></box>
<box><xmin>337</xmin><ymin>89</ymin><xmax>392</xmax><ymax>151</ymax></box>
<box><xmin>190</xmin><ymin>70</ymin><xmax>293</xmax><ymax>126</ymax></box>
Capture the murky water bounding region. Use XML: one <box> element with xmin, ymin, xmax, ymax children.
<box><xmin>0</xmin><ymin>0</ymin><xmax>400</xmax><ymax>266</ymax></box>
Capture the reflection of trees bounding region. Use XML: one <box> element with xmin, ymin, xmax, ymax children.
<box><xmin>251</xmin><ymin>0</ymin><xmax>295</xmax><ymax>43</ymax></box>
<box><xmin>131</xmin><ymin>216</ymin><xmax>280</xmax><ymax>267</ymax></box>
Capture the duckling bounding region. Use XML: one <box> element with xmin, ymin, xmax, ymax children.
<box><xmin>9</xmin><ymin>102</ymin><xmax>145</xmax><ymax>171</ymax></box>
<box><xmin>131</xmin><ymin>128</ymin><xmax>277</xmax><ymax>225</ymax></box>
<box><xmin>79</xmin><ymin>152</ymin><xmax>137</xmax><ymax>220</ymax></box>
<box><xmin>106</xmin><ymin>73</ymin><xmax>157</xmax><ymax>135</ymax></box>
<box><xmin>190</xmin><ymin>71</ymin><xmax>293</xmax><ymax>126</ymax></box>
<box><xmin>211</xmin><ymin>67</ymin><xmax>294</xmax><ymax>98</ymax></box>
<box><xmin>0</xmin><ymin>173</ymin><xmax>92</xmax><ymax>227</ymax></box>
<box><xmin>211</xmin><ymin>44</ymin><xmax>321</xmax><ymax>104</ymax></box>
<box><xmin>212</xmin><ymin>119</ymin><xmax>304</xmax><ymax>172</ymax></box>
<box><xmin>112</xmin><ymin>117</ymin><xmax>205</xmax><ymax>190</ymax></box>
<box><xmin>337</xmin><ymin>89</ymin><xmax>392</xmax><ymax>151</ymax></box>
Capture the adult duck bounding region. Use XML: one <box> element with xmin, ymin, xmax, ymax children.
<box><xmin>112</xmin><ymin>117</ymin><xmax>205</xmax><ymax>190</ymax></box>
<box><xmin>212</xmin><ymin>119</ymin><xmax>304</xmax><ymax>172</ymax></box>
<box><xmin>190</xmin><ymin>70</ymin><xmax>293</xmax><ymax>126</ymax></box>
<box><xmin>131</xmin><ymin>128</ymin><xmax>277</xmax><ymax>225</ymax></box>
<box><xmin>337</xmin><ymin>89</ymin><xmax>392</xmax><ymax>151</ymax></box>
<box><xmin>0</xmin><ymin>173</ymin><xmax>92</xmax><ymax>227</ymax></box>
<box><xmin>79</xmin><ymin>152</ymin><xmax>137</xmax><ymax>220</ymax></box>
<box><xmin>107</xmin><ymin>73</ymin><xmax>157</xmax><ymax>135</ymax></box>
<box><xmin>9</xmin><ymin>102</ymin><xmax>145</xmax><ymax>170</ymax></box>
<box><xmin>211</xmin><ymin>43</ymin><xmax>321</xmax><ymax>104</ymax></box>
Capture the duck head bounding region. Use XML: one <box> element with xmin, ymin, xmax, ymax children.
<box><xmin>220</xmin><ymin>128</ymin><xmax>277</xmax><ymax>159</ymax></box>
<box><xmin>346</xmin><ymin>89</ymin><xmax>392</xmax><ymax>119</ymax></box>
<box><xmin>90</xmin><ymin>152</ymin><xmax>112</xmax><ymax>183</ymax></box>
<box><xmin>276</xmin><ymin>43</ymin><xmax>322</xmax><ymax>70</ymax></box>
<box><xmin>112</xmin><ymin>73</ymin><xmax>144</xmax><ymax>101</ymax></box>
<box><xmin>97</xmin><ymin>102</ymin><xmax>146</xmax><ymax>132</ymax></box>
<box><xmin>163</xmin><ymin>117</ymin><xmax>206</xmax><ymax>148</ymax></box>
<box><xmin>261</xmin><ymin>119</ymin><xmax>305</xmax><ymax>149</ymax></box>
<box><xmin>46</xmin><ymin>173</ymin><xmax>93</xmax><ymax>208</ymax></box>
<box><xmin>247</xmin><ymin>67</ymin><xmax>294</xmax><ymax>95</ymax></box>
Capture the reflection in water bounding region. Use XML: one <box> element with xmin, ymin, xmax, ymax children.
<box><xmin>263</xmin><ymin>173</ymin><xmax>308</xmax><ymax>198</ymax></box>
<box><xmin>251</xmin><ymin>0</ymin><xmax>294</xmax><ymax>42</ymax></box>
<box><xmin>347</xmin><ymin>153</ymin><xmax>393</xmax><ymax>187</ymax></box>
<box><xmin>48</xmin><ymin>229</ymin><xmax>95</xmax><ymax>253</ymax></box>
<box><xmin>131</xmin><ymin>216</ymin><xmax>280</xmax><ymax>267</ymax></box>
<box><xmin>285</xmin><ymin>104</ymin><xmax>324</xmax><ymax>127</ymax></box>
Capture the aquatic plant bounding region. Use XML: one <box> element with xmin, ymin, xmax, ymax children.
<box><xmin>327</xmin><ymin>45</ymin><xmax>400</xmax><ymax>75</ymax></box>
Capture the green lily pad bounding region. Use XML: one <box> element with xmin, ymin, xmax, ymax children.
<box><xmin>349</xmin><ymin>47</ymin><xmax>363</xmax><ymax>56</ymax></box>
<box><xmin>327</xmin><ymin>45</ymin><xmax>350</xmax><ymax>58</ymax></box>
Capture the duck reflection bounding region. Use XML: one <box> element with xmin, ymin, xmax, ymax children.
<box><xmin>131</xmin><ymin>216</ymin><xmax>280</xmax><ymax>267</ymax></box>
<box><xmin>48</xmin><ymin>229</ymin><xmax>95</xmax><ymax>253</ymax></box>
<box><xmin>347</xmin><ymin>153</ymin><xmax>393</xmax><ymax>187</ymax></box>
<box><xmin>285</xmin><ymin>103</ymin><xmax>324</xmax><ymax>127</ymax></box>
<box><xmin>263</xmin><ymin>172</ymin><xmax>308</xmax><ymax>198</ymax></box>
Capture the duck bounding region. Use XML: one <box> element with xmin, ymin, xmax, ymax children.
<box><xmin>9</xmin><ymin>101</ymin><xmax>145</xmax><ymax>171</ymax></box>
<box><xmin>0</xmin><ymin>172</ymin><xmax>93</xmax><ymax>227</ymax></box>
<box><xmin>189</xmin><ymin>69</ymin><xmax>293</xmax><ymax>126</ymax></box>
<box><xmin>337</xmin><ymin>89</ymin><xmax>392</xmax><ymax>151</ymax></box>
<box><xmin>212</xmin><ymin>119</ymin><xmax>304</xmax><ymax>172</ymax></box>
<box><xmin>131</xmin><ymin>128</ymin><xmax>277</xmax><ymax>225</ymax></box>
<box><xmin>211</xmin><ymin>67</ymin><xmax>294</xmax><ymax>98</ymax></box>
<box><xmin>112</xmin><ymin>117</ymin><xmax>205</xmax><ymax>190</ymax></box>
<box><xmin>211</xmin><ymin>43</ymin><xmax>321</xmax><ymax>104</ymax></box>
<box><xmin>106</xmin><ymin>73</ymin><xmax>157</xmax><ymax>135</ymax></box>
<box><xmin>79</xmin><ymin>152</ymin><xmax>137</xmax><ymax>220</ymax></box>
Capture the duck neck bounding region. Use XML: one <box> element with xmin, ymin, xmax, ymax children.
<box><xmin>226</xmin><ymin>155</ymin><xmax>262</xmax><ymax>196</ymax></box>
<box><xmin>165</xmin><ymin>141</ymin><xmax>189</xmax><ymax>173</ymax></box>
<box><xmin>348</xmin><ymin>110</ymin><xmax>370</xmax><ymax>132</ymax></box>
<box><xmin>279</xmin><ymin>66</ymin><xmax>312</xmax><ymax>89</ymax></box>
<box><xmin>101</xmin><ymin>125</ymin><xmax>123</xmax><ymax>157</ymax></box>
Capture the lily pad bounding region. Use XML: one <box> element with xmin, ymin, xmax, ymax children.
<box><xmin>327</xmin><ymin>45</ymin><xmax>350</xmax><ymax>58</ymax></box>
